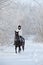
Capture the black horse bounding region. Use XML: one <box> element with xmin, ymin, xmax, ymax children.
<box><xmin>14</xmin><ymin>31</ymin><xmax>25</xmax><ymax>53</ymax></box>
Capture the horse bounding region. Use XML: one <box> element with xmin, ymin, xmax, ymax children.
<box><xmin>14</xmin><ymin>31</ymin><xmax>25</xmax><ymax>53</ymax></box>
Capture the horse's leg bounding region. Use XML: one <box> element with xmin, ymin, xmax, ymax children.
<box><xmin>15</xmin><ymin>46</ymin><xmax>17</xmax><ymax>53</ymax></box>
<box><xmin>18</xmin><ymin>46</ymin><xmax>21</xmax><ymax>53</ymax></box>
<box><xmin>22</xmin><ymin>45</ymin><xmax>24</xmax><ymax>51</ymax></box>
<box><xmin>22</xmin><ymin>43</ymin><xmax>25</xmax><ymax>51</ymax></box>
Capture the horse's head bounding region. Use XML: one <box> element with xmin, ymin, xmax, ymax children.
<box><xmin>15</xmin><ymin>31</ymin><xmax>19</xmax><ymax>37</ymax></box>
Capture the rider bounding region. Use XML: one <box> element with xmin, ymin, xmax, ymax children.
<box><xmin>16</xmin><ymin>25</ymin><xmax>22</xmax><ymax>41</ymax></box>
<box><xmin>16</xmin><ymin>25</ymin><xmax>22</xmax><ymax>36</ymax></box>
<box><xmin>16</xmin><ymin>25</ymin><xmax>25</xmax><ymax>43</ymax></box>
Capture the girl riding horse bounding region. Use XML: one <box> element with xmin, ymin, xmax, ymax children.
<box><xmin>14</xmin><ymin>25</ymin><xmax>25</xmax><ymax>53</ymax></box>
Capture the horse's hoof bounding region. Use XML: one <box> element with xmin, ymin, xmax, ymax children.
<box><xmin>18</xmin><ymin>50</ymin><xmax>21</xmax><ymax>53</ymax></box>
<box><xmin>16</xmin><ymin>52</ymin><xmax>17</xmax><ymax>54</ymax></box>
<box><xmin>15</xmin><ymin>51</ymin><xmax>17</xmax><ymax>53</ymax></box>
<box><xmin>18</xmin><ymin>51</ymin><xmax>20</xmax><ymax>53</ymax></box>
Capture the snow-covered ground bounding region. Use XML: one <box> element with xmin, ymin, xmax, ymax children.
<box><xmin>0</xmin><ymin>36</ymin><xmax>43</xmax><ymax>65</ymax></box>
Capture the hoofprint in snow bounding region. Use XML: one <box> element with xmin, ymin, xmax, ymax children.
<box><xmin>0</xmin><ymin>36</ymin><xmax>43</xmax><ymax>65</ymax></box>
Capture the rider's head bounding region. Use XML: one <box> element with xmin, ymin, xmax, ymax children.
<box><xmin>18</xmin><ymin>25</ymin><xmax>21</xmax><ymax>30</ymax></box>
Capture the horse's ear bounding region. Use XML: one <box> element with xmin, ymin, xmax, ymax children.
<box><xmin>15</xmin><ymin>31</ymin><xmax>16</xmax><ymax>33</ymax></box>
<box><xmin>15</xmin><ymin>31</ymin><xmax>16</xmax><ymax>32</ymax></box>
